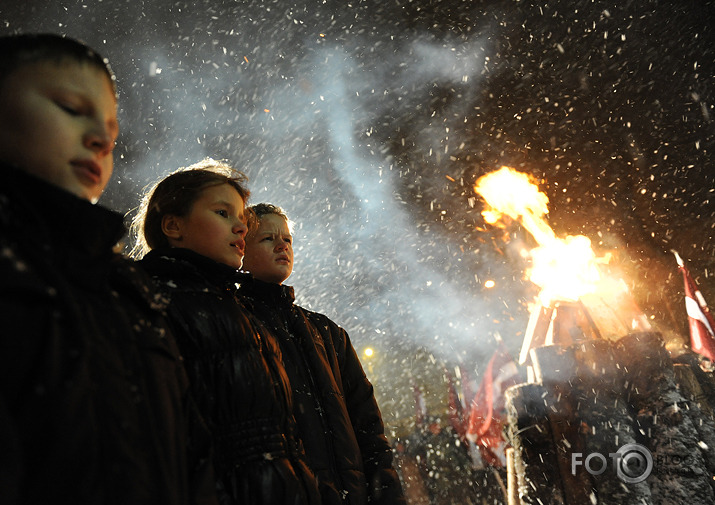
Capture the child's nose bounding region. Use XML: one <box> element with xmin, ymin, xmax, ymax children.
<box><xmin>233</xmin><ymin>220</ymin><xmax>248</xmax><ymax>236</ymax></box>
<box><xmin>84</xmin><ymin>125</ymin><xmax>114</xmax><ymax>155</ymax></box>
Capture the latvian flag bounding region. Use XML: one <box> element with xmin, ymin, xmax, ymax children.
<box><xmin>674</xmin><ymin>250</ymin><xmax>715</xmax><ymax>362</ymax></box>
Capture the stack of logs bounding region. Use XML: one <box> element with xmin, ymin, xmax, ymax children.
<box><xmin>505</xmin><ymin>331</ymin><xmax>715</xmax><ymax>504</ymax></box>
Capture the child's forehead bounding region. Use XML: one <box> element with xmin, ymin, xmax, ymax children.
<box><xmin>10</xmin><ymin>59</ymin><xmax>116</xmax><ymax>99</ymax></box>
<box><xmin>200</xmin><ymin>182</ymin><xmax>245</xmax><ymax>205</ymax></box>
<box><xmin>258</xmin><ymin>214</ymin><xmax>291</xmax><ymax>233</ymax></box>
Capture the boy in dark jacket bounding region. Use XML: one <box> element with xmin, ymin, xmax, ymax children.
<box><xmin>0</xmin><ymin>33</ymin><xmax>216</xmax><ymax>505</ymax></box>
<box><xmin>240</xmin><ymin>203</ymin><xmax>406</xmax><ymax>505</ymax></box>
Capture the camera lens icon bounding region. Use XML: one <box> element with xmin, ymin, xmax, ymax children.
<box><xmin>616</xmin><ymin>444</ymin><xmax>653</xmax><ymax>483</ymax></box>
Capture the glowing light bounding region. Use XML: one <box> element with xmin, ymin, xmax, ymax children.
<box><xmin>474</xmin><ymin>166</ymin><xmax>610</xmax><ymax>305</ymax></box>
<box><xmin>484</xmin><ymin>280</ymin><xmax>496</xmax><ymax>289</ymax></box>
<box><xmin>364</xmin><ymin>347</ymin><xmax>374</xmax><ymax>358</ymax></box>
<box><xmin>476</xmin><ymin>166</ymin><xmax>651</xmax><ymax>344</ymax></box>
<box><xmin>482</xmin><ymin>209</ymin><xmax>501</xmax><ymax>225</ymax></box>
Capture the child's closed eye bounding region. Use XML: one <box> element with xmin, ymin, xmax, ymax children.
<box><xmin>57</xmin><ymin>101</ymin><xmax>81</xmax><ymax>116</ymax></box>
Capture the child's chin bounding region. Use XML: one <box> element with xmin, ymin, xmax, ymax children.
<box><xmin>225</xmin><ymin>259</ymin><xmax>243</xmax><ymax>269</ymax></box>
<box><xmin>65</xmin><ymin>184</ymin><xmax>98</xmax><ymax>203</ymax></box>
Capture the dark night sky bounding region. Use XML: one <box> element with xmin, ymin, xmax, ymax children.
<box><xmin>3</xmin><ymin>0</ymin><xmax>714</xmax><ymax>425</ymax></box>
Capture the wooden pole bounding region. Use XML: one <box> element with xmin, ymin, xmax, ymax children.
<box><xmin>506</xmin><ymin>447</ymin><xmax>519</xmax><ymax>505</ymax></box>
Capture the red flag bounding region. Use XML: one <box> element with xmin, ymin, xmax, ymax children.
<box><xmin>466</xmin><ymin>344</ymin><xmax>520</xmax><ymax>467</ymax></box>
<box><xmin>674</xmin><ymin>251</ymin><xmax>715</xmax><ymax>362</ymax></box>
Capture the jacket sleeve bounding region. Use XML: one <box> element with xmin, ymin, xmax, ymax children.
<box><xmin>184</xmin><ymin>389</ymin><xmax>222</xmax><ymax>505</ymax></box>
<box><xmin>0</xmin><ymin>394</ymin><xmax>21</xmax><ymax>504</ymax></box>
<box><xmin>330</xmin><ymin>321</ymin><xmax>407</xmax><ymax>505</ymax></box>
<box><xmin>0</xmin><ymin>265</ymin><xmax>62</xmax><ymax>505</ymax></box>
<box><xmin>147</xmin><ymin>291</ymin><xmax>220</xmax><ymax>505</ymax></box>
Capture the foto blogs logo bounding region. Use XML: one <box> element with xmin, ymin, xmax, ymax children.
<box><xmin>571</xmin><ymin>443</ymin><xmax>653</xmax><ymax>483</ymax></box>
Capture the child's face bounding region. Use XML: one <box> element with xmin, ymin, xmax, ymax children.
<box><xmin>167</xmin><ymin>183</ymin><xmax>248</xmax><ymax>270</ymax></box>
<box><xmin>243</xmin><ymin>213</ymin><xmax>293</xmax><ymax>284</ymax></box>
<box><xmin>0</xmin><ymin>60</ymin><xmax>118</xmax><ymax>203</ymax></box>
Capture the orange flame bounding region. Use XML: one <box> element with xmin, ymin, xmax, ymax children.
<box><xmin>474</xmin><ymin>167</ymin><xmax>611</xmax><ymax>306</ymax></box>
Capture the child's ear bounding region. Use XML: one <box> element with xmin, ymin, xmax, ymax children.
<box><xmin>161</xmin><ymin>214</ymin><xmax>182</xmax><ymax>241</ymax></box>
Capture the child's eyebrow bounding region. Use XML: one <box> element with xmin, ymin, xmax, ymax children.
<box><xmin>260</xmin><ymin>230</ymin><xmax>292</xmax><ymax>237</ymax></box>
<box><xmin>214</xmin><ymin>200</ymin><xmax>244</xmax><ymax>214</ymax></box>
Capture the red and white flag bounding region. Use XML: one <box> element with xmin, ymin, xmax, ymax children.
<box><xmin>466</xmin><ymin>343</ymin><xmax>520</xmax><ymax>467</ymax></box>
<box><xmin>674</xmin><ymin>250</ymin><xmax>715</xmax><ymax>362</ymax></box>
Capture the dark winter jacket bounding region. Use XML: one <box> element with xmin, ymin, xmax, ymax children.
<box><xmin>0</xmin><ymin>165</ymin><xmax>217</xmax><ymax>505</ymax></box>
<box><xmin>236</xmin><ymin>276</ymin><xmax>406</xmax><ymax>505</ymax></box>
<box><xmin>140</xmin><ymin>248</ymin><xmax>320</xmax><ymax>505</ymax></box>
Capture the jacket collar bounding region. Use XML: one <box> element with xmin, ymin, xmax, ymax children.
<box><xmin>0</xmin><ymin>162</ymin><xmax>126</xmax><ymax>258</ymax></box>
<box><xmin>237</xmin><ymin>274</ymin><xmax>295</xmax><ymax>306</ymax></box>
<box><xmin>142</xmin><ymin>247</ymin><xmax>242</xmax><ymax>289</ymax></box>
